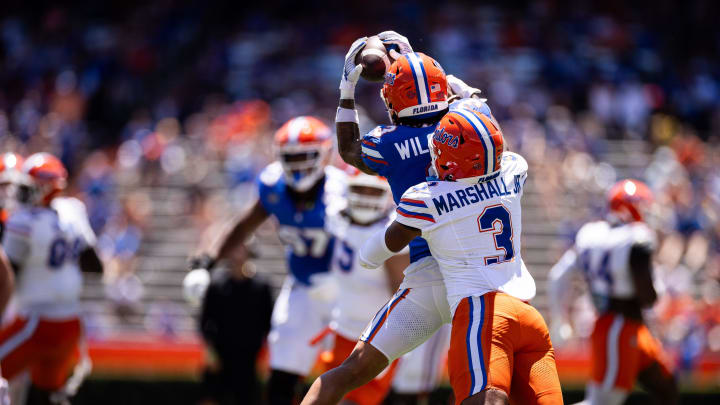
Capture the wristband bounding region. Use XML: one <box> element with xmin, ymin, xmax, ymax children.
<box><xmin>335</xmin><ymin>107</ymin><xmax>359</xmax><ymax>124</ymax></box>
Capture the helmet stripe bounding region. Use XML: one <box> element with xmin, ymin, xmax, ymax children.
<box><xmin>416</xmin><ymin>53</ymin><xmax>432</xmax><ymax>103</ymax></box>
<box><xmin>405</xmin><ymin>53</ymin><xmax>428</xmax><ymax>105</ymax></box>
<box><xmin>287</xmin><ymin>117</ymin><xmax>306</xmax><ymax>144</ymax></box>
<box><xmin>453</xmin><ymin>110</ymin><xmax>493</xmax><ymax>176</ymax></box>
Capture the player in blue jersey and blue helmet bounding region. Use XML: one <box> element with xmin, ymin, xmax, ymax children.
<box><xmin>205</xmin><ymin>116</ymin><xmax>347</xmax><ymax>405</ymax></box>
<box><xmin>302</xmin><ymin>31</ymin><xmax>493</xmax><ymax>405</ymax></box>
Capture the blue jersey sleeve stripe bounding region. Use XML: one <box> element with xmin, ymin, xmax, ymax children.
<box><xmin>361</xmin><ymin>139</ymin><xmax>381</xmax><ymax>150</ymax></box>
<box><xmin>396</xmin><ymin>206</ymin><xmax>435</xmax><ymax>223</ymax></box>
<box><xmin>362</xmin><ymin>154</ymin><xmax>389</xmax><ymax>166</ymax></box>
<box><xmin>361</xmin><ymin>145</ymin><xmax>384</xmax><ymax>159</ymax></box>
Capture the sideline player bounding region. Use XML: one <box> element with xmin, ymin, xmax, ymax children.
<box><xmin>0</xmin><ymin>152</ymin><xmax>103</xmax><ymax>404</ymax></box>
<box><xmin>321</xmin><ymin>168</ymin><xmax>407</xmax><ymax>405</ymax></box>
<box><xmin>357</xmin><ymin>110</ymin><xmax>563</xmax><ymax>404</ymax></box>
<box><xmin>0</xmin><ymin>153</ymin><xmax>24</xmax><ymax>239</ymax></box>
<box><xmin>548</xmin><ymin>179</ymin><xmax>678</xmax><ymax>405</ymax></box>
<box><xmin>302</xmin><ymin>32</ymin><xmax>492</xmax><ymax>404</ymax></box>
<box><xmin>204</xmin><ymin>116</ymin><xmax>346</xmax><ymax>405</ymax></box>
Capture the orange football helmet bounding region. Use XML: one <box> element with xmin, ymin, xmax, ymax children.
<box><xmin>381</xmin><ymin>52</ymin><xmax>448</xmax><ymax>124</ymax></box>
<box><xmin>21</xmin><ymin>152</ymin><xmax>68</xmax><ymax>206</ymax></box>
<box><xmin>429</xmin><ymin>109</ymin><xmax>504</xmax><ymax>183</ymax></box>
<box><xmin>274</xmin><ymin>116</ymin><xmax>333</xmax><ymax>191</ymax></box>
<box><xmin>607</xmin><ymin>179</ymin><xmax>654</xmax><ymax>223</ymax></box>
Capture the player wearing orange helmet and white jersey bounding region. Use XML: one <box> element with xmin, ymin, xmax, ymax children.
<box><xmin>0</xmin><ymin>152</ymin><xmax>102</xmax><ymax>403</ymax></box>
<box><xmin>198</xmin><ymin>116</ymin><xmax>347</xmax><ymax>405</ymax></box>
<box><xmin>355</xmin><ymin>110</ymin><xmax>563</xmax><ymax>405</ymax></box>
<box><xmin>303</xmin><ymin>32</ymin><xmax>493</xmax><ymax>405</ymax></box>
<box><xmin>319</xmin><ymin>169</ymin><xmax>408</xmax><ymax>405</ymax></box>
<box><xmin>549</xmin><ymin>179</ymin><xmax>678</xmax><ymax>405</ymax></box>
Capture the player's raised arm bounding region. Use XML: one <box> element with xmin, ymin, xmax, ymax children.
<box><xmin>215</xmin><ymin>199</ymin><xmax>269</xmax><ymax>264</ymax></box>
<box><xmin>336</xmin><ymin>32</ymin><xmax>415</xmax><ymax>174</ymax></box>
<box><xmin>336</xmin><ymin>36</ymin><xmax>373</xmax><ymax>173</ymax></box>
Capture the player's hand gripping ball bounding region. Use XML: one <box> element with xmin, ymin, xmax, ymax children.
<box><xmin>354</xmin><ymin>36</ymin><xmax>391</xmax><ymax>82</ymax></box>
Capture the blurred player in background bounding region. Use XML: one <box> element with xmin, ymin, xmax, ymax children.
<box><xmin>320</xmin><ymin>168</ymin><xmax>407</xmax><ymax>405</ymax></box>
<box><xmin>202</xmin><ymin>116</ymin><xmax>346</xmax><ymax>405</ymax></box>
<box><xmin>196</xmin><ymin>244</ymin><xmax>273</xmax><ymax>405</ymax></box>
<box><xmin>0</xmin><ymin>152</ymin><xmax>103</xmax><ymax>405</ymax></box>
<box><xmin>303</xmin><ymin>31</ymin><xmax>491</xmax><ymax>404</ymax></box>
<box><xmin>0</xmin><ymin>152</ymin><xmax>21</xmax><ymax>405</ymax></box>
<box><xmin>358</xmin><ymin>109</ymin><xmax>562</xmax><ymax>405</ymax></box>
<box><xmin>0</xmin><ymin>153</ymin><xmax>25</xmax><ymax>239</ymax></box>
<box><xmin>549</xmin><ymin>179</ymin><xmax>678</xmax><ymax>405</ymax></box>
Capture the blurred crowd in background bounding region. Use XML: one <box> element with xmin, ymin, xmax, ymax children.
<box><xmin>0</xmin><ymin>0</ymin><xmax>718</xmax><ymax>381</ymax></box>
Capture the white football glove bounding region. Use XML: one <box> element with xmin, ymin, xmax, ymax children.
<box><xmin>339</xmin><ymin>64</ymin><xmax>363</xmax><ymax>100</ymax></box>
<box><xmin>343</xmin><ymin>37</ymin><xmax>368</xmax><ymax>80</ymax></box>
<box><xmin>183</xmin><ymin>268</ymin><xmax>211</xmax><ymax>307</ymax></box>
<box><xmin>447</xmin><ymin>74</ymin><xmax>483</xmax><ymax>99</ymax></box>
<box><xmin>377</xmin><ymin>31</ymin><xmax>413</xmax><ymax>60</ymax></box>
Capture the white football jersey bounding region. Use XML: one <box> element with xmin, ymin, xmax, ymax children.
<box><xmin>3</xmin><ymin>197</ymin><xmax>96</xmax><ymax>317</ymax></box>
<box><xmin>327</xmin><ymin>212</ymin><xmax>395</xmax><ymax>339</ymax></box>
<box><xmin>573</xmin><ymin>220</ymin><xmax>656</xmax><ymax>300</ymax></box>
<box><xmin>394</xmin><ymin>152</ymin><xmax>536</xmax><ymax>313</ymax></box>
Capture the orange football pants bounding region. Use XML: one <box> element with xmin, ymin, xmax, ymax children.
<box><xmin>320</xmin><ymin>332</ymin><xmax>399</xmax><ymax>405</ymax></box>
<box><xmin>0</xmin><ymin>316</ymin><xmax>81</xmax><ymax>390</ymax></box>
<box><xmin>590</xmin><ymin>313</ymin><xmax>672</xmax><ymax>391</ymax></box>
<box><xmin>448</xmin><ymin>292</ymin><xmax>562</xmax><ymax>405</ymax></box>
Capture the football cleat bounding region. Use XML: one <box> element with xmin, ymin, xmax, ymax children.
<box><xmin>381</xmin><ymin>53</ymin><xmax>448</xmax><ymax>124</ymax></box>
<box><xmin>429</xmin><ymin>109</ymin><xmax>504</xmax><ymax>183</ymax></box>
<box><xmin>274</xmin><ymin>116</ymin><xmax>333</xmax><ymax>192</ymax></box>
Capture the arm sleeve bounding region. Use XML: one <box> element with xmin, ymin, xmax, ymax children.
<box><xmin>360</xmin><ymin>129</ymin><xmax>390</xmax><ymax>176</ymax></box>
<box><xmin>394</xmin><ymin>185</ymin><xmax>436</xmax><ymax>231</ymax></box>
<box><xmin>548</xmin><ymin>248</ymin><xmax>579</xmax><ymax>321</ymax></box>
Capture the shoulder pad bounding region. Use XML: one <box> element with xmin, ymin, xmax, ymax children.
<box><xmin>629</xmin><ymin>222</ymin><xmax>657</xmax><ymax>250</ymax></box>
<box><xmin>575</xmin><ymin>221</ymin><xmax>608</xmax><ymax>246</ymax></box>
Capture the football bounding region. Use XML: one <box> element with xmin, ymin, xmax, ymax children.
<box><xmin>355</xmin><ymin>36</ymin><xmax>390</xmax><ymax>82</ymax></box>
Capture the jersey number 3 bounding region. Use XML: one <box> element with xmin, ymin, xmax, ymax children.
<box><xmin>477</xmin><ymin>204</ymin><xmax>515</xmax><ymax>265</ymax></box>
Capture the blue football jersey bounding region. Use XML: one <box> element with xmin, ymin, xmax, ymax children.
<box><xmin>361</xmin><ymin>125</ymin><xmax>436</xmax><ymax>263</ymax></box>
<box><xmin>257</xmin><ymin>162</ymin><xmax>347</xmax><ymax>285</ymax></box>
